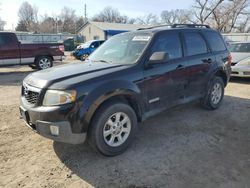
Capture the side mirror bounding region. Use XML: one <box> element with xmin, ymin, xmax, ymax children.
<box><xmin>90</xmin><ymin>45</ymin><xmax>95</xmax><ymax>48</ymax></box>
<box><xmin>148</xmin><ymin>52</ymin><xmax>169</xmax><ymax>64</ymax></box>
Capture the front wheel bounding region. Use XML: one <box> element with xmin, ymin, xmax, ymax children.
<box><xmin>88</xmin><ymin>102</ymin><xmax>138</xmax><ymax>156</ymax></box>
<box><xmin>80</xmin><ymin>54</ymin><xmax>89</xmax><ymax>61</ymax></box>
<box><xmin>200</xmin><ymin>76</ymin><xmax>224</xmax><ymax>110</ymax></box>
<box><xmin>35</xmin><ymin>56</ymin><xmax>53</xmax><ymax>70</ymax></box>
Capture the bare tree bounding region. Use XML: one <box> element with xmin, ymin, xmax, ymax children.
<box><xmin>60</xmin><ymin>7</ymin><xmax>77</xmax><ymax>33</ymax></box>
<box><xmin>161</xmin><ymin>9</ymin><xmax>192</xmax><ymax>24</ymax></box>
<box><xmin>135</xmin><ymin>13</ymin><xmax>159</xmax><ymax>25</ymax></box>
<box><xmin>210</xmin><ymin>0</ymin><xmax>250</xmax><ymax>32</ymax></box>
<box><xmin>39</xmin><ymin>14</ymin><xmax>57</xmax><ymax>33</ymax></box>
<box><xmin>0</xmin><ymin>18</ymin><xmax>6</xmax><ymax>31</ymax></box>
<box><xmin>17</xmin><ymin>1</ymin><xmax>39</xmax><ymax>31</ymax></box>
<box><xmin>0</xmin><ymin>3</ymin><xmax>6</xmax><ymax>30</ymax></box>
<box><xmin>193</xmin><ymin>0</ymin><xmax>224</xmax><ymax>24</ymax></box>
<box><xmin>92</xmin><ymin>7</ymin><xmax>129</xmax><ymax>23</ymax></box>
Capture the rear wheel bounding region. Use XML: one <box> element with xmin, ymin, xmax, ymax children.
<box><xmin>35</xmin><ymin>56</ymin><xmax>53</xmax><ymax>70</ymax></box>
<box><xmin>88</xmin><ymin>101</ymin><xmax>138</xmax><ymax>156</ymax></box>
<box><xmin>200</xmin><ymin>76</ymin><xmax>224</xmax><ymax>110</ymax></box>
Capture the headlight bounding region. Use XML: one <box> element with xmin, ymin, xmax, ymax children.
<box><xmin>43</xmin><ymin>90</ymin><xmax>77</xmax><ymax>106</ymax></box>
<box><xmin>238</xmin><ymin>58</ymin><xmax>250</xmax><ymax>66</ymax></box>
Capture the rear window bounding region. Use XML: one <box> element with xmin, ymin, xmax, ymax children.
<box><xmin>204</xmin><ymin>31</ymin><xmax>227</xmax><ymax>52</ymax></box>
<box><xmin>184</xmin><ymin>32</ymin><xmax>208</xmax><ymax>56</ymax></box>
<box><xmin>0</xmin><ymin>34</ymin><xmax>15</xmax><ymax>46</ymax></box>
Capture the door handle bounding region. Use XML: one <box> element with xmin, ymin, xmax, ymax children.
<box><xmin>176</xmin><ymin>64</ymin><xmax>185</xmax><ymax>70</ymax></box>
<box><xmin>202</xmin><ymin>58</ymin><xmax>212</xmax><ymax>64</ymax></box>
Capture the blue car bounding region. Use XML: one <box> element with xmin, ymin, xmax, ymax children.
<box><xmin>73</xmin><ymin>40</ymin><xmax>105</xmax><ymax>60</ymax></box>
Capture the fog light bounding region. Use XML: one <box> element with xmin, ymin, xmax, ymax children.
<box><xmin>50</xmin><ymin>125</ymin><xmax>59</xmax><ymax>136</ymax></box>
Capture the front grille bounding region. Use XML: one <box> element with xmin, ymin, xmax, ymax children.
<box><xmin>24</xmin><ymin>90</ymin><xmax>39</xmax><ymax>104</ymax></box>
<box><xmin>22</xmin><ymin>83</ymin><xmax>41</xmax><ymax>105</ymax></box>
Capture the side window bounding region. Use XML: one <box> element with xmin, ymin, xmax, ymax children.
<box><xmin>204</xmin><ymin>31</ymin><xmax>226</xmax><ymax>52</ymax></box>
<box><xmin>91</xmin><ymin>42</ymin><xmax>99</xmax><ymax>48</ymax></box>
<box><xmin>151</xmin><ymin>32</ymin><xmax>182</xmax><ymax>60</ymax></box>
<box><xmin>184</xmin><ymin>32</ymin><xmax>208</xmax><ymax>56</ymax></box>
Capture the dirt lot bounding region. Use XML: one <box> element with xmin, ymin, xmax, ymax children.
<box><xmin>0</xmin><ymin>64</ymin><xmax>250</xmax><ymax>188</ymax></box>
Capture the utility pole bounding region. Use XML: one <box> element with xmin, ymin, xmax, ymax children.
<box><xmin>84</xmin><ymin>4</ymin><xmax>87</xmax><ymax>22</ymax></box>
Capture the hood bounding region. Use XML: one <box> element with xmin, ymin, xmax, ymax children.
<box><xmin>231</xmin><ymin>52</ymin><xmax>250</xmax><ymax>63</ymax></box>
<box><xmin>24</xmin><ymin>62</ymin><xmax>126</xmax><ymax>89</ymax></box>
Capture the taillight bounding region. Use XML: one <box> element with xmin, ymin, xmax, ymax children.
<box><xmin>227</xmin><ymin>53</ymin><xmax>232</xmax><ymax>66</ymax></box>
<box><xmin>59</xmin><ymin>45</ymin><xmax>64</xmax><ymax>52</ymax></box>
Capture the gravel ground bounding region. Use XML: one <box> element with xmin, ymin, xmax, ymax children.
<box><xmin>0</xmin><ymin>64</ymin><xmax>250</xmax><ymax>188</ymax></box>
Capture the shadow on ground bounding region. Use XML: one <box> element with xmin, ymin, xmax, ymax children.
<box><xmin>53</xmin><ymin>95</ymin><xmax>250</xmax><ymax>188</ymax></box>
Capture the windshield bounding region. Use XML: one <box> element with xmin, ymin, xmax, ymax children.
<box><xmin>88</xmin><ymin>32</ymin><xmax>151</xmax><ymax>64</ymax></box>
<box><xmin>81</xmin><ymin>41</ymin><xmax>92</xmax><ymax>48</ymax></box>
<box><xmin>229</xmin><ymin>43</ymin><xmax>250</xmax><ymax>53</ymax></box>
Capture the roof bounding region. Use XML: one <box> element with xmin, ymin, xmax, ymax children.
<box><xmin>78</xmin><ymin>21</ymin><xmax>149</xmax><ymax>33</ymax></box>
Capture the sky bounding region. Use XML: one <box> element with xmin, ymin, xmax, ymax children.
<box><xmin>0</xmin><ymin>0</ymin><xmax>194</xmax><ymax>30</ymax></box>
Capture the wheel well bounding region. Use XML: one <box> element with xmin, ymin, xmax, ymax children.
<box><xmin>89</xmin><ymin>95</ymin><xmax>142</xmax><ymax>128</ymax></box>
<box><xmin>35</xmin><ymin>55</ymin><xmax>53</xmax><ymax>63</ymax></box>
<box><xmin>215</xmin><ymin>70</ymin><xmax>227</xmax><ymax>87</ymax></box>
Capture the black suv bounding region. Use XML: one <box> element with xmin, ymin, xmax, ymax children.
<box><xmin>20</xmin><ymin>24</ymin><xmax>231</xmax><ymax>156</ymax></box>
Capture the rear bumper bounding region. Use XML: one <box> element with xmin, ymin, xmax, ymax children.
<box><xmin>53</xmin><ymin>55</ymin><xmax>63</xmax><ymax>61</ymax></box>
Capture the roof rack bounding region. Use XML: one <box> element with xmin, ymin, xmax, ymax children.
<box><xmin>171</xmin><ymin>24</ymin><xmax>210</xmax><ymax>29</ymax></box>
<box><xmin>137</xmin><ymin>23</ymin><xmax>211</xmax><ymax>30</ymax></box>
<box><xmin>137</xmin><ymin>24</ymin><xmax>171</xmax><ymax>30</ymax></box>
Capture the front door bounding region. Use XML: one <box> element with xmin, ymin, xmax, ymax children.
<box><xmin>143</xmin><ymin>31</ymin><xmax>187</xmax><ymax>112</ymax></box>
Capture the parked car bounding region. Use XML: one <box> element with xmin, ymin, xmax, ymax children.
<box><xmin>0</xmin><ymin>32</ymin><xmax>64</xmax><ymax>70</ymax></box>
<box><xmin>72</xmin><ymin>40</ymin><xmax>105</xmax><ymax>60</ymax></box>
<box><xmin>20</xmin><ymin>24</ymin><xmax>231</xmax><ymax>156</ymax></box>
<box><xmin>229</xmin><ymin>42</ymin><xmax>250</xmax><ymax>77</ymax></box>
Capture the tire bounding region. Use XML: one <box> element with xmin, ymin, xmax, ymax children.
<box><xmin>200</xmin><ymin>76</ymin><xmax>224</xmax><ymax>110</ymax></box>
<box><xmin>80</xmin><ymin>54</ymin><xmax>89</xmax><ymax>61</ymax></box>
<box><xmin>88</xmin><ymin>101</ymin><xmax>138</xmax><ymax>156</ymax></box>
<box><xmin>35</xmin><ymin>56</ymin><xmax>53</xmax><ymax>70</ymax></box>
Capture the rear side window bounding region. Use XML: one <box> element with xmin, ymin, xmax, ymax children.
<box><xmin>184</xmin><ymin>32</ymin><xmax>208</xmax><ymax>56</ymax></box>
<box><xmin>204</xmin><ymin>31</ymin><xmax>226</xmax><ymax>52</ymax></box>
<box><xmin>151</xmin><ymin>32</ymin><xmax>182</xmax><ymax>60</ymax></box>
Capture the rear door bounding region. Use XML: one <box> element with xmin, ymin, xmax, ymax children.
<box><xmin>143</xmin><ymin>31</ymin><xmax>187</xmax><ymax>111</ymax></box>
<box><xmin>0</xmin><ymin>33</ymin><xmax>20</xmax><ymax>65</ymax></box>
<box><xmin>183</xmin><ymin>31</ymin><xmax>215</xmax><ymax>100</ymax></box>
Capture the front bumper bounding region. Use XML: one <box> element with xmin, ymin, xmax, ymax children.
<box><xmin>19</xmin><ymin>104</ymin><xmax>86</xmax><ymax>144</ymax></box>
<box><xmin>231</xmin><ymin>65</ymin><xmax>250</xmax><ymax>77</ymax></box>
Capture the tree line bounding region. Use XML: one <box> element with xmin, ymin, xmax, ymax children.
<box><xmin>1</xmin><ymin>0</ymin><xmax>250</xmax><ymax>33</ymax></box>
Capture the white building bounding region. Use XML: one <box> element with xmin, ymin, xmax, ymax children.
<box><xmin>77</xmin><ymin>21</ymin><xmax>147</xmax><ymax>42</ymax></box>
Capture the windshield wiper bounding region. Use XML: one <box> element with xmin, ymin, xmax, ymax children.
<box><xmin>91</xmin><ymin>59</ymin><xmax>112</xmax><ymax>64</ymax></box>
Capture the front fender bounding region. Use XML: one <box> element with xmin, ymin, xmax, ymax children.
<box><xmin>76</xmin><ymin>80</ymin><xmax>143</xmax><ymax>133</ymax></box>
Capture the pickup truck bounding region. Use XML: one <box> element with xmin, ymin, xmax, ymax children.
<box><xmin>0</xmin><ymin>32</ymin><xmax>64</xmax><ymax>69</ymax></box>
<box><xmin>20</xmin><ymin>24</ymin><xmax>231</xmax><ymax>156</ymax></box>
